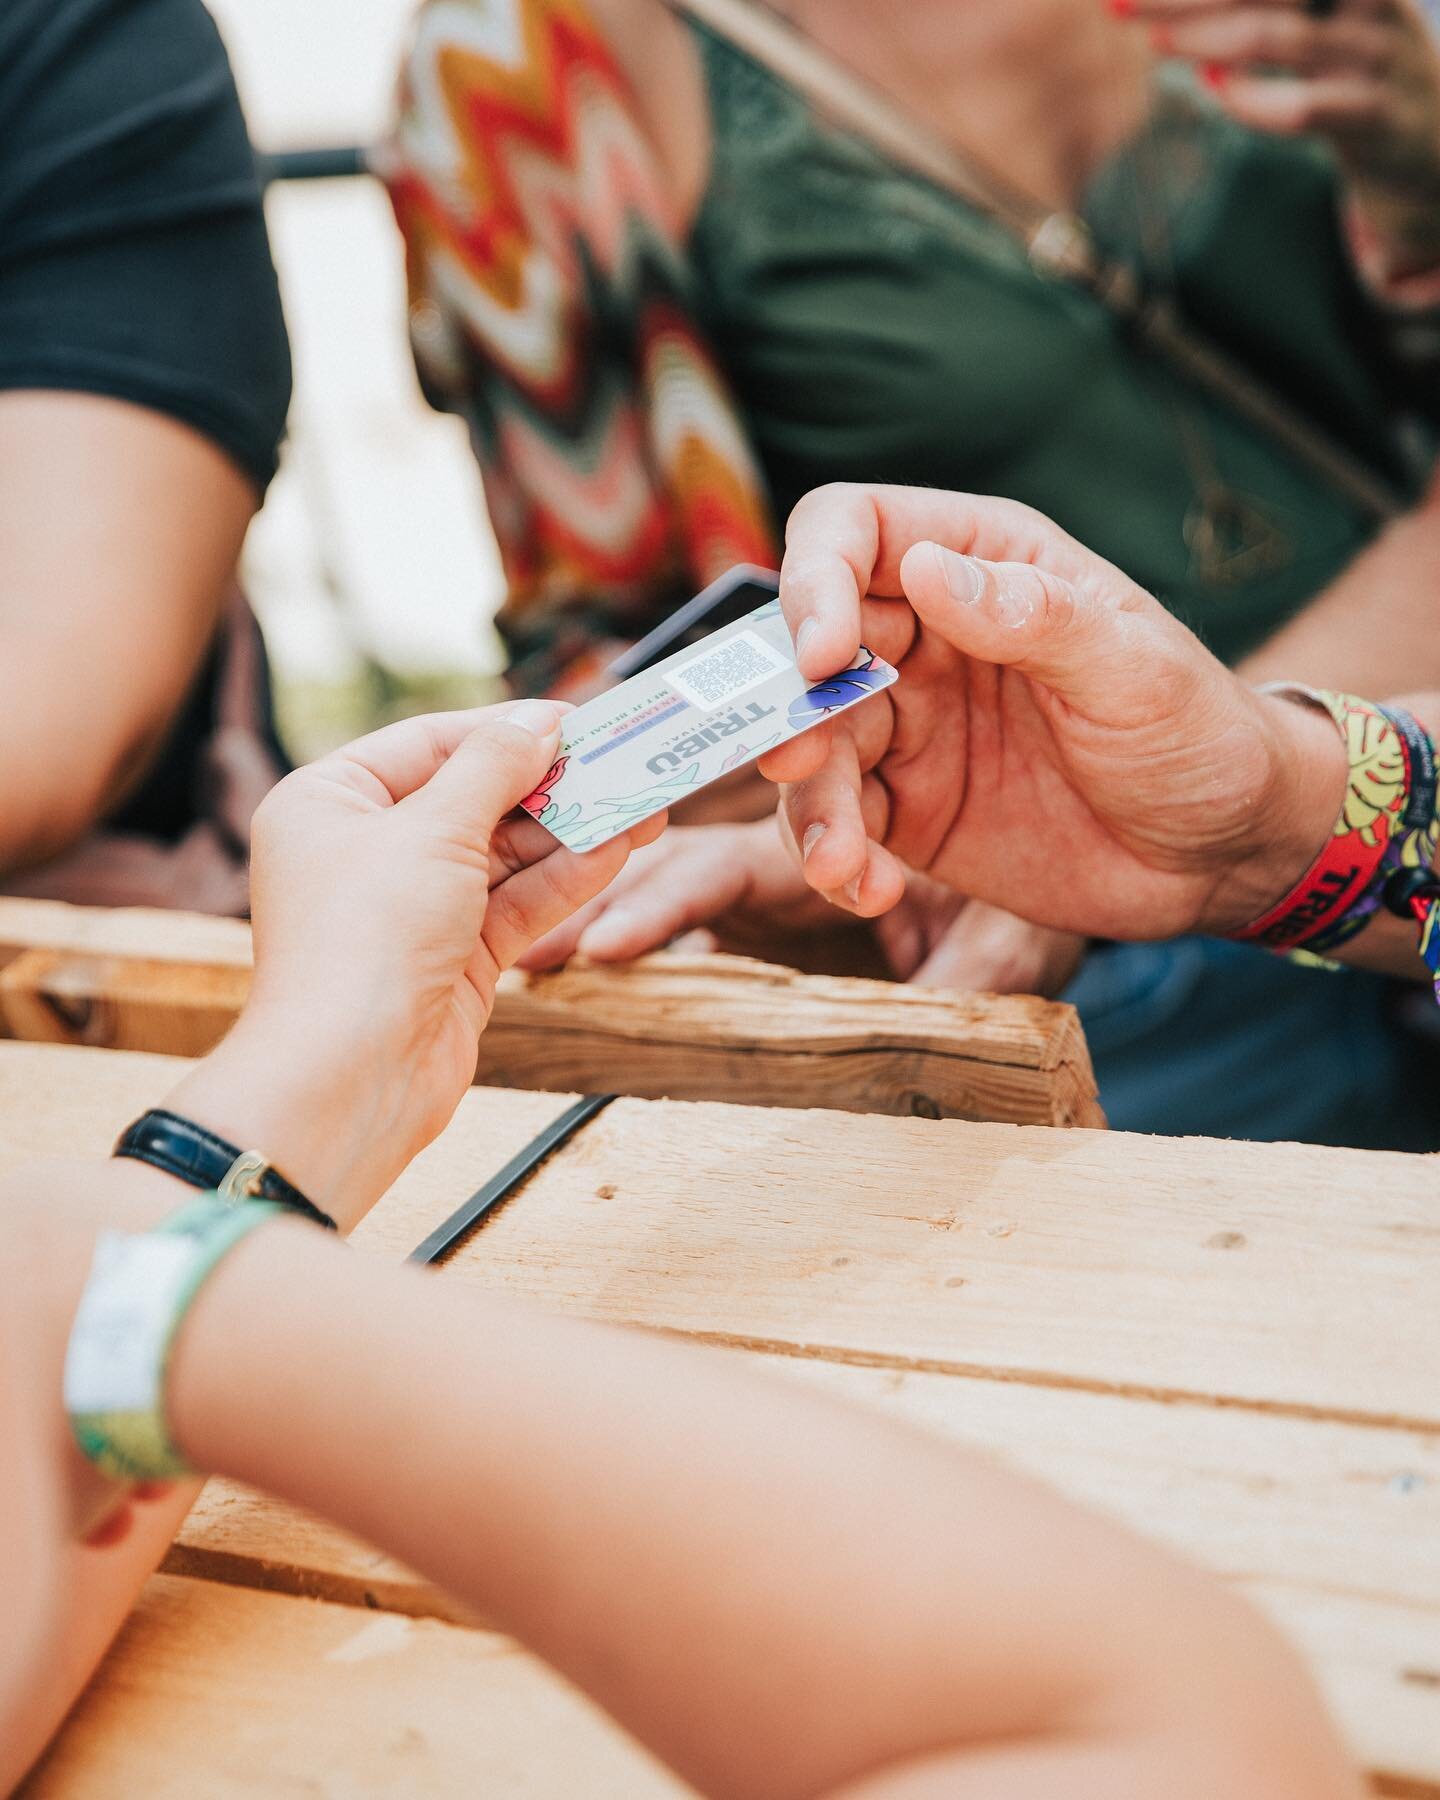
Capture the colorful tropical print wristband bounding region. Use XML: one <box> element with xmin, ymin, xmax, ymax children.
<box><xmin>1384</xmin><ymin>864</ymin><xmax>1440</xmax><ymax>1002</ymax></box>
<box><xmin>65</xmin><ymin>1192</ymin><xmax>285</xmax><ymax>1482</ymax></box>
<box><xmin>1231</xmin><ymin>688</ymin><xmax>1440</xmax><ymax>995</ymax></box>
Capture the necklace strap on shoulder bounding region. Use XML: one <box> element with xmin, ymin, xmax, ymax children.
<box><xmin>662</xmin><ymin>0</ymin><xmax>1405</xmax><ymax>524</ymax></box>
<box><xmin>665</xmin><ymin>0</ymin><xmax>1044</xmax><ymax>235</ymax></box>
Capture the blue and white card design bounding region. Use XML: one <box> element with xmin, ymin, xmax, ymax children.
<box><xmin>519</xmin><ymin>598</ymin><xmax>898</xmax><ymax>852</ymax></box>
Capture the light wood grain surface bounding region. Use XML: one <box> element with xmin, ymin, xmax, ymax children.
<box><xmin>0</xmin><ymin>899</ymin><xmax>1103</xmax><ymax>1126</ymax></box>
<box><xmin>5</xmin><ymin>1040</ymin><xmax>1436</xmax><ymax>1796</ymax></box>
<box><xmin>23</xmin><ymin>1577</ymin><xmax>681</xmax><ymax>1799</ymax></box>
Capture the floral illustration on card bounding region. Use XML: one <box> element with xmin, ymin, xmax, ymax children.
<box><xmin>786</xmin><ymin>648</ymin><xmax>888</xmax><ymax>727</ymax></box>
<box><xmin>519</xmin><ymin>755</ymin><xmax>570</xmax><ymax>826</ymax></box>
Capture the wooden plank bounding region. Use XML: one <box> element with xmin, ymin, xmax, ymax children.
<box><xmin>2</xmin><ymin>1040</ymin><xmax>1434</xmax><ymax>1426</ymax></box>
<box><xmin>0</xmin><ymin>952</ymin><xmax>251</xmax><ymax>1060</ymax></box>
<box><xmin>21</xmin><ymin>1575</ymin><xmax>682</xmax><ymax>1799</ymax></box>
<box><xmin>1252</xmin><ymin>1578</ymin><xmax>1440</xmax><ymax>1797</ymax></box>
<box><xmin>0</xmin><ymin>900</ymin><xmax>1103</xmax><ymax>1125</ymax></box>
<box><xmin>0</xmin><ymin>1039</ymin><xmax>572</xmax><ymax>1177</ymax></box>
<box><xmin>165</xmin><ymin>1481</ymin><xmax>455</xmax><ymax>1621</ymax></box>
<box><xmin>2</xmin><ymin>1041</ymin><xmax>1435</xmax><ymax>1791</ymax></box>
<box><xmin>0</xmin><ymin>1042</ymin><xmax>207</xmax><ymax>1160</ymax></box>
<box><xmin>348</xmin><ymin>1092</ymin><xmax>1440</xmax><ymax>1430</ymax></box>
<box><xmin>477</xmin><ymin>955</ymin><xmax>1105</xmax><ymax>1126</ymax></box>
<box><xmin>17</xmin><ymin>1575</ymin><xmax>1436</xmax><ymax>1799</ymax></box>
<box><xmin>0</xmin><ymin>898</ymin><xmax>252</xmax><ymax>972</ymax></box>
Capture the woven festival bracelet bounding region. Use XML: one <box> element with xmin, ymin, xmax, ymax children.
<box><xmin>1230</xmin><ymin>687</ymin><xmax>1440</xmax><ymax>995</ymax></box>
<box><xmin>65</xmin><ymin>1192</ymin><xmax>285</xmax><ymax>1482</ymax></box>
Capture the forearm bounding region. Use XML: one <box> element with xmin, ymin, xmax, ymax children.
<box><xmin>0</xmin><ymin>1153</ymin><xmax>205</xmax><ymax>1792</ymax></box>
<box><xmin>169</xmin><ymin>1229</ymin><xmax>1350</xmax><ymax>1800</ymax></box>
<box><xmin>0</xmin><ymin>671</ymin><xmax>139</xmax><ymax>870</ymax></box>
<box><xmin>1239</xmin><ymin>495</ymin><xmax>1440</xmax><ymax>696</ymax></box>
<box><xmin>1</xmin><ymin>1476</ymin><xmax>204</xmax><ymax>1793</ymax></box>
<box><xmin>0</xmin><ymin>391</ymin><xmax>254</xmax><ymax>871</ymax></box>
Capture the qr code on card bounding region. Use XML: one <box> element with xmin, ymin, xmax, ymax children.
<box><xmin>666</xmin><ymin>629</ymin><xmax>791</xmax><ymax>709</ymax></box>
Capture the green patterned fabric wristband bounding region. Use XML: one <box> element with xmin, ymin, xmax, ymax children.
<box><xmin>65</xmin><ymin>1192</ymin><xmax>284</xmax><ymax>1481</ymax></box>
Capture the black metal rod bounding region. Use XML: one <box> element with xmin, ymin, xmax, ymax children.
<box><xmin>259</xmin><ymin>146</ymin><xmax>371</xmax><ymax>185</ymax></box>
<box><xmin>408</xmin><ymin>1094</ymin><xmax>617</xmax><ymax>1265</ymax></box>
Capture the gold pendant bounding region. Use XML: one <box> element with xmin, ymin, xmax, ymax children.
<box><xmin>1183</xmin><ymin>487</ymin><xmax>1294</xmax><ymax>587</ymax></box>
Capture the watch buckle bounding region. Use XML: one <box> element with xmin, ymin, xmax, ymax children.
<box><xmin>217</xmin><ymin>1150</ymin><xmax>271</xmax><ymax>1205</ymax></box>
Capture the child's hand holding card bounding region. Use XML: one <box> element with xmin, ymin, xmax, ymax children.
<box><xmin>519</xmin><ymin>580</ymin><xmax>898</xmax><ymax>853</ymax></box>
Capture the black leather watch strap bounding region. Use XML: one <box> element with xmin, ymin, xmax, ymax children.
<box><xmin>113</xmin><ymin>1109</ymin><xmax>337</xmax><ymax>1231</ymax></box>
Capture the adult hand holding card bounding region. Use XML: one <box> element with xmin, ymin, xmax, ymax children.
<box><xmin>762</xmin><ymin>482</ymin><xmax>1329</xmax><ymax>941</ymax></box>
<box><xmin>519</xmin><ymin>584</ymin><xmax>898</xmax><ymax>853</ymax></box>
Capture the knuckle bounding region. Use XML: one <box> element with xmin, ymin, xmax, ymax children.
<box><xmin>498</xmin><ymin>859</ymin><xmax>576</xmax><ymax>949</ymax></box>
<box><xmin>1290</xmin><ymin>19</ymin><xmax>1324</xmax><ymax>64</ymax></box>
<box><xmin>1357</xmin><ymin>35</ymin><xmax>1396</xmax><ymax>76</ymax></box>
<box><xmin>786</xmin><ymin>481</ymin><xmax>856</xmax><ymax>530</ymax></box>
<box><xmin>1001</xmin><ymin>496</ymin><xmax>1051</xmax><ymax>536</ymax></box>
<box><xmin>1034</xmin><ymin>570</ymin><xmax>1079</xmax><ymax>632</ymax></box>
<box><xmin>1248</xmin><ymin>18</ymin><xmax>1285</xmax><ymax>60</ymax></box>
<box><xmin>485</xmin><ymin>882</ymin><xmax>527</xmax><ymax>952</ymax></box>
<box><xmin>251</xmin><ymin>768</ymin><xmax>306</xmax><ymax>834</ymax></box>
<box><xmin>535</xmin><ymin>848</ymin><xmax>579</xmax><ymax>912</ymax></box>
<box><xmin>1147</xmin><ymin>652</ymin><xmax>1199</xmax><ymax>720</ymax></box>
<box><xmin>1285</xmin><ymin>91</ymin><xmax>1322</xmax><ymax>130</ymax></box>
<box><xmin>421</xmin><ymin>714</ymin><xmax>453</xmax><ymax>766</ymax></box>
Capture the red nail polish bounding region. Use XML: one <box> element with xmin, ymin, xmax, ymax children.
<box><xmin>1201</xmin><ymin>62</ymin><xmax>1228</xmax><ymax>92</ymax></box>
<box><xmin>84</xmin><ymin>1502</ymin><xmax>135</xmax><ymax>1549</ymax></box>
<box><xmin>132</xmin><ymin>1480</ymin><xmax>177</xmax><ymax>1504</ymax></box>
<box><xmin>1107</xmin><ymin>0</ymin><xmax>1136</xmax><ymax>17</ymax></box>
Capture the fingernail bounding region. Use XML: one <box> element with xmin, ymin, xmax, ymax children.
<box><xmin>579</xmin><ymin>909</ymin><xmax>633</xmax><ymax>951</ymax></box>
<box><xmin>802</xmin><ymin>822</ymin><xmax>827</xmax><ymax>862</ymax></box>
<box><xmin>1201</xmin><ymin>61</ymin><xmax>1227</xmax><ymax>92</ymax></box>
<box><xmin>992</xmin><ymin>569</ymin><xmax>1036</xmax><ymax>629</ymax></box>
<box><xmin>1107</xmin><ymin>0</ymin><xmax>1135</xmax><ymax>15</ymax></box>
<box><xmin>795</xmin><ymin>618</ymin><xmax>820</xmax><ymax>662</ymax></box>
<box><xmin>84</xmin><ymin>1503</ymin><xmax>135</xmax><ymax>1549</ymax></box>
<box><xmin>842</xmin><ymin>875</ymin><xmax>864</xmax><ymax>908</ymax></box>
<box><xmin>504</xmin><ymin>699</ymin><xmax>562</xmax><ymax>737</ymax></box>
<box><xmin>934</xmin><ymin>546</ymin><xmax>986</xmax><ymax>604</ymax></box>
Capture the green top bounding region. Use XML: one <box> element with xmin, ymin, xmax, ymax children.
<box><xmin>686</xmin><ymin>23</ymin><xmax>1430</xmax><ymax>665</ymax></box>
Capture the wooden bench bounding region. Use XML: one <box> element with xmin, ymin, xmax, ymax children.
<box><xmin>8</xmin><ymin>1040</ymin><xmax>1437</xmax><ymax>1797</ymax></box>
<box><xmin>0</xmin><ymin>897</ymin><xmax>1103</xmax><ymax>1127</ymax></box>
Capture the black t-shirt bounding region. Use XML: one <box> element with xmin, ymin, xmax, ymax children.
<box><xmin>0</xmin><ymin>0</ymin><xmax>293</xmax><ymax>839</ymax></box>
<box><xmin>0</xmin><ymin>0</ymin><xmax>291</xmax><ymax>488</ymax></box>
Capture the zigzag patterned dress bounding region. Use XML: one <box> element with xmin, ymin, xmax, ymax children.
<box><xmin>386</xmin><ymin>0</ymin><xmax>776</xmax><ymax>695</ymax></box>
<box><xmin>386</xmin><ymin>0</ymin><xmax>1433</xmax><ymax>697</ymax></box>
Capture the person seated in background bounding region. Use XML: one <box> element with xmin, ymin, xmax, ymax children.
<box><xmin>1</xmin><ymin>697</ymin><xmax>1359</xmax><ymax>1800</ymax></box>
<box><xmin>0</xmin><ymin>0</ymin><xmax>291</xmax><ymax>914</ymax></box>
<box><xmin>384</xmin><ymin>0</ymin><xmax>1440</xmax><ymax>1147</ymax></box>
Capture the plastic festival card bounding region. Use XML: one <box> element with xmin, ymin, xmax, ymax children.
<box><xmin>519</xmin><ymin>593</ymin><xmax>898</xmax><ymax>853</ymax></box>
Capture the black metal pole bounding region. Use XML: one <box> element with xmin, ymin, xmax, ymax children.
<box><xmin>259</xmin><ymin>146</ymin><xmax>371</xmax><ymax>185</ymax></box>
<box><xmin>407</xmin><ymin>1095</ymin><xmax>618</xmax><ymax>1265</ymax></box>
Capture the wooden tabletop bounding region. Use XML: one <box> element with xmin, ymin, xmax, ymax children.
<box><xmin>8</xmin><ymin>1040</ymin><xmax>1438</xmax><ymax>1798</ymax></box>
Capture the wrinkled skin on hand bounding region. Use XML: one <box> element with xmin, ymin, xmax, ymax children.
<box><xmin>761</xmin><ymin>485</ymin><xmax>1341</xmax><ymax>944</ymax></box>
